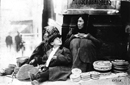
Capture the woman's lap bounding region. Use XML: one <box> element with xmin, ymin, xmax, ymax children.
<box><xmin>70</xmin><ymin>38</ymin><xmax>96</xmax><ymax>72</ymax></box>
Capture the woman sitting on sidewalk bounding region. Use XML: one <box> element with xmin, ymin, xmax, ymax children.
<box><xmin>64</xmin><ymin>14</ymin><xmax>102</xmax><ymax>72</ymax></box>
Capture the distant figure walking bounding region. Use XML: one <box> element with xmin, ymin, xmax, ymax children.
<box><xmin>5</xmin><ymin>32</ymin><xmax>13</xmax><ymax>50</ymax></box>
<box><xmin>15</xmin><ymin>31</ymin><xmax>22</xmax><ymax>52</ymax></box>
<box><xmin>20</xmin><ymin>35</ymin><xmax>26</xmax><ymax>56</ymax></box>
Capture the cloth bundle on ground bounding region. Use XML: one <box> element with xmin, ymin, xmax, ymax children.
<box><xmin>16</xmin><ymin>64</ymin><xmax>39</xmax><ymax>81</ymax></box>
<box><xmin>0</xmin><ymin>64</ymin><xmax>16</xmax><ymax>76</ymax></box>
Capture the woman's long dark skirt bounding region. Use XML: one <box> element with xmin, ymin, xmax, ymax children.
<box><xmin>70</xmin><ymin>38</ymin><xmax>96</xmax><ymax>72</ymax></box>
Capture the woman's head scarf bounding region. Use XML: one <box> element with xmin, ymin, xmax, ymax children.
<box><xmin>43</xmin><ymin>26</ymin><xmax>60</xmax><ymax>41</ymax></box>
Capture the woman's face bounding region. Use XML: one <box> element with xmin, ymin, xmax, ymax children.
<box><xmin>77</xmin><ymin>17</ymin><xmax>84</xmax><ymax>29</ymax></box>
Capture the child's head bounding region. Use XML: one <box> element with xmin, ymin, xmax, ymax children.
<box><xmin>48</xmin><ymin>34</ymin><xmax>62</xmax><ymax>46</ymax></box>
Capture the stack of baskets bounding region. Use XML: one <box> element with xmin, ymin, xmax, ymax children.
<box><xmin>111</xmin><ymin>60</ymin><xmax>129</xmax><ymax>73</ymax></box>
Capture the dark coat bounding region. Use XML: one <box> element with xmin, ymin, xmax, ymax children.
<box><xmin>5</xmin><ymin>35</ymin><xmax>13</xmax><ymax>45</ymax></box>
<box><xmin>46</xmin><ymin>47</ymin><xmax>72</xmax><ymax>81</ymax></box>
<box><xmin>28</xmin><ymin>44</ymin><xmax>72</xmax><ymax>81</ymax></box>
<box><xmin>27</xmin><ymin>41</ymin><xmax>52</xmax><ymax>66</ymax></box>
<box><xmin>15</xmin><ymin>35</ymin><xmax>22</xmax><ymax>51</ymax></box>
<box><xmin>15</xmin><ymin>35</ymin><xmax>22</xmax><ymax>45</ymax></box>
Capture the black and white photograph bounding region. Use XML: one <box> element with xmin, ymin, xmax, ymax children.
<box><xmin>0</xmin><ymin>0</ymin><xmax>130</xmax><ymax>85</ymax></box>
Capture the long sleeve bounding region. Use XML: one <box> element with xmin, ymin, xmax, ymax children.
<box><xmin>64</xmin><ymin>35</ymin><xmax>76</xmax><ymax>48</ymax></box>
<box><xmin>64</xmin><ymin>28</ymin><xmax>77</xmax><ymax>48</ymax></box>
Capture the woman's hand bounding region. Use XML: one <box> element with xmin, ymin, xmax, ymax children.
<box><xmin>29</xmin><ymin>59</ymin><xmax>35</xmax><ymax>64</ymax></box>
<box><xmin>74</xmin><ymin>33</ymin><xmax>91</xmax><ymax>38</ymax></box>
<box><xmin>74</xmin><ymin>33</ymin><xmax>84</xmax><ymax>38</ymax></box>
<box><xmin>83</xmin><ymin>33</ymin><xmax>91</xmax><ymax>38</ymax></box>
<box><xmin>78</xmin><ymin>33</ymin><xmax>86</xmax><ymax>37</ymax></box>
<box><xmin>52</xmin><ymin>56</ymin><xmax>57</xmax><ymax>59</ymax></box>
<box><xmin>74</xmin><ymin>33</ymin><xmax>87</xmax><ymax>38</ymax></box>
<box><xmin>74</xmin><ymin>34</ymin><xmax>79</xmax><ymax>37</ymax></box>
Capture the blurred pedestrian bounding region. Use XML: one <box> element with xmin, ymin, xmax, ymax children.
<box><xmin>20</xmin><ymin>35</ymin><xmax>25</xmax><ymax>56</ymax></box>
<box><xmin>15</xmin><ymin>31</ymin><xmax>22</xmax><ymax>52</ymax></box>
<box><xmin>5</xmin><ymin>32</ymin><xmax>13</xmax><ymax>50</ymax></box>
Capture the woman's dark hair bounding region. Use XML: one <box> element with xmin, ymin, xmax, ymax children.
<box><xmin>73</xmin><ymin>14</ymin><xmax>89</xmax><ymax>34</ymax></box>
